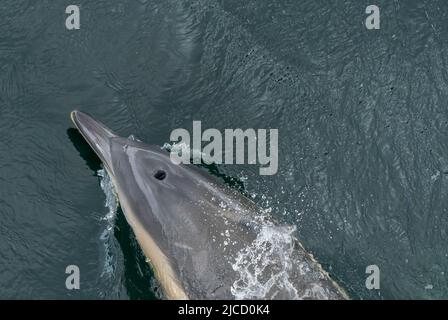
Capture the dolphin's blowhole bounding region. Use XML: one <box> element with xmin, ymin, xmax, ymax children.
<box><xmin>154</xmin><ymin>170</ymin><xmax>167</xmax><ymax>180</ymax></box>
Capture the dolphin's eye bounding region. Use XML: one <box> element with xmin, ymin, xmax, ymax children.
<box><xmin>154</xmin><ymin>170</ymin><xmax>167</xmax><ymax>180</ymax></box>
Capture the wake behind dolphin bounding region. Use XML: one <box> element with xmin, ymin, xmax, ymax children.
<box><xmin>70</xmin><ymin>110</ymin><xmax>348</xmax><ymax>300</ymax></box>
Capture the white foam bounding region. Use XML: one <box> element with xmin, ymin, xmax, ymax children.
<box><xmin>97</xmin><ymin>168</ymin><xmax>119</xmax><ymax>278</ymax></box>
<box><xmin>162</xmin><ymin>142</ymin><xmax>204</xmax><ymax>163</ymax></box>
<box><xmin>128</xmin><ymin>134</ymin><xmax>141</xmax><ymax>142</ymax></box>
<box><xmin>231</xmin><ymin>221</ymin><xmax>299</xmax><ymax>300</ymax></box>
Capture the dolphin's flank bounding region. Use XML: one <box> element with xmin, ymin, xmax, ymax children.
<box><xmin>70</xmin><ymin>110</ymin><xmax>349</xmax><ymax>300</ymax></box>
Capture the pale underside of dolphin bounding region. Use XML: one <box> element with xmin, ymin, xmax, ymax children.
<box><xmin>70</xmin><ymin>110</ymin><xmax>349</xmax><ymax>300</ymax></box>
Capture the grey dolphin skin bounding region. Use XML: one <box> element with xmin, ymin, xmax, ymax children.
<box><xmin>70</xmin><ymin>110</ymin><xmax>349</xmax><ymax>300</ymax></box>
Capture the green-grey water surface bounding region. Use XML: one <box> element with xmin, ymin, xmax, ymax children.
<box><xmin>1</xmin><ymin>0</ymin><xmax>448</xmax><ymax>299</ymax></box>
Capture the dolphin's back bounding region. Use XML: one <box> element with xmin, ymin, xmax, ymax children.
<box><xmin>107</xmin><ymin>138</ymin><xmax>347</xmax><ymax>299</ymax></box>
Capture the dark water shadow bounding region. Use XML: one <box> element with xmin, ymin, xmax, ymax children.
<box><xmin>67</xmin><ymin>128</ymin><xmax>102</xmax><ymax>172</ymax></box>
<box><xmin>114</xmin><ymin>207</ymin><xmax>159</xmax><ymax>300</ymax></box>
<box><xmin>199</xmin><ymin>162</ymin><xmax>248</xmax><ymax>196</ymax></box>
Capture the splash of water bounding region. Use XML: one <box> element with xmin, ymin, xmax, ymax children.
<box><xmin>231</xmin><ymin>221</ymin><xmax>299</xmax><ymax>300</ymax></box>
<box><xmin>128</xmin><ymin>134</ymin><xmax>141</xmax><ymax>142</ymax></box>
<box><xmin>162</xmin><ymin>142</ymin><xmax>204</xmax><ymax>163</ymax></box>
<box><xmin>97</xmin><ymin>168</ymin><xmax>119</xmax><ymax>278</ymax></box>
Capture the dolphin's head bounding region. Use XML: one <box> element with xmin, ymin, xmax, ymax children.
<box><xmin>70</xmin><ymin>110</ymin><xmax>211</xmax><ymax>226</ymax></box>
<box><xmin>71</xmin><ymin>110</ymin><xmax>190</xmax><ymax>188</ymax></box>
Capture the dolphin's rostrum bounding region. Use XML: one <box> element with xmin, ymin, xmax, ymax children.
<box><xmin>70</xmin><ymin>110</ymin><xmax>348</xmax><ymax>300</ymax></box>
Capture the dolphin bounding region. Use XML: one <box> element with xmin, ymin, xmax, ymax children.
<box><xmin>70</xmin><ymin>110</ymin><xmax>349</xmax><ymax>300</ymax></box>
